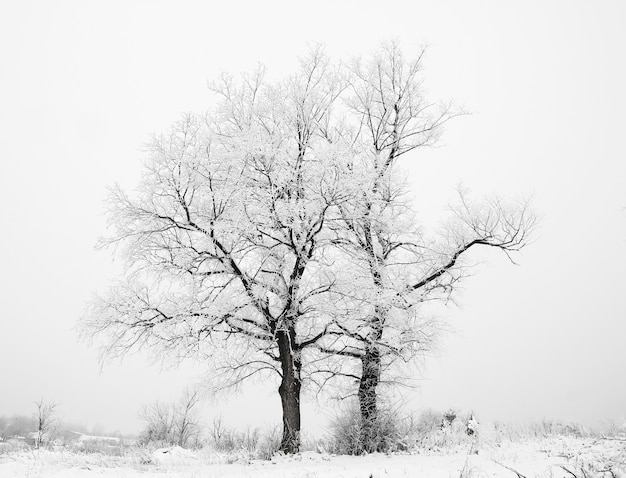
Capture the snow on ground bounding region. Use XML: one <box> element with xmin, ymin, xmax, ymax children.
<box><xmin>1</xmin><ymin>437</ymin><xmax>625</xmax><ymax>478</ymax></box>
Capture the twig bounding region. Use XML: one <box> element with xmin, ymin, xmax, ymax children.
<box><xmin>492</xmin><ymin>460</ymin><xmax>528</xmax><ymax>478</ymax></box>
<box><xmin>559</xmin><ymin>465</ymin><xmax>580</xmax><ymax>478</ymax></box>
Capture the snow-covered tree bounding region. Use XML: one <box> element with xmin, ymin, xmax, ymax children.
<box><xmin>310</xmin><ymin>43</ymin><xmax>536</xmax><ymax>452</ymax></box>
<box><xmin>82</xmin><ymin>43</ymin><xmax>536</xmax><ymax>454</ymax></box>
<box><xmin>139</xmin><ymin>389</ymin><xmax>202</xmax><ymax>448</ymax></box>
<box><xmin>33</xmin><ymin>398</ymin><xmax>59</xmax><ymax>448</ymax></box>
<box><xmin>82</xmin><ymin>48</ymin><xmax>355</xmax><ymax>454</ymax></box>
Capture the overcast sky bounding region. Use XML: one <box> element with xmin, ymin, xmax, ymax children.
<box><xmin>1</xmin><ymin>0</ymin><xmax>625</xmax><ymax>435</ymax></box>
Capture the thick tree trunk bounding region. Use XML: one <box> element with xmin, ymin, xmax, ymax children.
<box><xmin>277</xmin><ymin>328</ymin><xmax>302</xmax><ymax>454</ymax></box>
<box><xmin>358</xmin><ymin>344</ymin><xmax>381</xmax><ymax>453</ymax></box>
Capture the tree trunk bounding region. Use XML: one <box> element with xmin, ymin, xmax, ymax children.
<box><xmin>358</xmin><ymin>240</ymin><xmax>385</xmax><ymax>453</ymax></box>
<box><xmin>277</xmin><ymin>328</ymin><xmax>302</xmax><ymax>454</ymax></box>
<box><xmin>358</xmin><ymin>343</ymin><xmax>381</xmax><ymax>453</ymax></box>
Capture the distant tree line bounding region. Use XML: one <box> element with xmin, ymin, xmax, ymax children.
<box><xmin>0</xmin><ymin>398</ymin><xmax>126</xmax><ymax>449</ymax></box>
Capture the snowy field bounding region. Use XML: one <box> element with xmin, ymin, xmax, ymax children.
<box><xmin>1</xmin><ymin>436</ymin><xmax>625</xmax><ymax>478</ymax></box>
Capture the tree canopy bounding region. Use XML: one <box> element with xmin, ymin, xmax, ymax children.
<box><xmin>82</xmin><ymin>42</ymin><xmax>536</xmax><ymax>454</ymax></box>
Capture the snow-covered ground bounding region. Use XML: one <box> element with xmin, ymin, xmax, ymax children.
<box><xmin>1</xmin><ymin>437</ymin><xmax>625</xmax><ymax>477</ymax></box>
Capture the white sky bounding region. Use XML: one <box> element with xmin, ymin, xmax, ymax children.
<box><xmin>1</xmin><ymin>0</ymin><xmax>625</xmax><ymax>435</ymax></box>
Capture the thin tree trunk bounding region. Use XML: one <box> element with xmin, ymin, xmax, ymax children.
<box><xmin>277</xmin><ymin>328</ymin><xmax>302</xmax><ymax>454</ymax></box>
<box><xmin>358</xmin><ymin>343</ymin><xmax>381</xmax><ymax>453</ymax></box>
<box><xmin>359</xmin><ymin>247</ymin><xmax>385</xmax><ymax>453</ymax></box>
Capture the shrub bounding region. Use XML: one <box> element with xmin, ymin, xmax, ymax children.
<box><xmin>324</xmin><ymin>403</ymin><xmax>409</xmax><ymax>455</ymax></box>
<box><xmin>442</xmin><ymin>409</ymin><xmax>457</xmax><ymax>428</ymax></box>
<box><xmin>209</xmin><ymin>417</ymin><xmax>281</xmax><ymax>460</ymax></box>
<box><xmin>406</xmin><ymin>409</ymin><xmax>481</xmax><ymax>453</ymax></box>
<box><xmin>414</xmin><ymin>409</ymin><xmax>443</xmax><ymax>437</ymax></box>
<box><xmin>138</xmin><ymin>389</ymin><xmax>202</xmax><ymax>448</ymax></box>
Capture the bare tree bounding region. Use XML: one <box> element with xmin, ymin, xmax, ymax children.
<box><xmin>176</xmin><ymin>389</ymin><xmax>202</xmax><ymax>448</ymax></box>
<box><xmin>139</xmin><ymin>388</ymin><xmax>202</xmax><ymax>448</ymax></box>
<box><xmin>138</xmin><ymin>401</ymin><xmax>175</xmax><ymax>445</ymax></box>
<box><xmin>33</xmin><ymin>398</ymin><xmax>58</xmax><ymax>448</ymax></box>
<box><xmin>81</xmin><ymin>43</ymin><xmax>536</xmax><ymax>455</ymax></box>
<box><xmin>82</xmin><ymin>47</ymin><xmax>353</xmax><ymax>454</ymax></box>
<box><xmin>311</xmin><ymin>43</ymin><xmax>537</xmax><ymax>452</ymax></box>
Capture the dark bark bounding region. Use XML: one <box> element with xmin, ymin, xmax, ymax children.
<box><xmin>356</xmin><ymin>226</ymin><xmax>386</xmax><ymax>453</ymax></box>
<box><xmin>358</xmin><ymin>343</ymin><xmax>382</xmax><ymax>453</ymax></box>
<box><xmin>277</xmin><ymin>328</ymin><xmax>302</xmax><ymax>454</ymax></box>
<box><xmin>358</xmin><ymin>302</ymin><xmax>385</xmax><ymax>453</ymax></box>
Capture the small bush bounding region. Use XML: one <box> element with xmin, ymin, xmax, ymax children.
<box><xmin>209</xmin><ymin>417</ymin><xmax>281</xmax><ymax>460</ymax></box>
<box><xmin>405</xmin><ymin>409</ymin><xmax>481</xmax><ymax>453</ymax></box>
<box><xmin>324</xmin><ymin>404</ymin><xmax>409</xmax><ymax>455</ymax></box>
<box><xmin>414</xmin><ymin>409</ymin><xmax>443</xmax><ymax>437</ymax></box>
<box><xmin>138</xmin><ymin>389</ymin><xmax>202</xmax><ymax>449</ymax></box>
<box><xmin>255</xmin><ymin>426</ymin><xmax>282</xmax><ymax>460</ymax></box>
<box><xmin>0</xmin><ymin>439</ymin><xmax>30</xmax><ymax>454</ymax></box>
<box><xmin>442</xmin><ymin>409</ymin><xmax>457</xmax><ymax>428</ymax></box>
